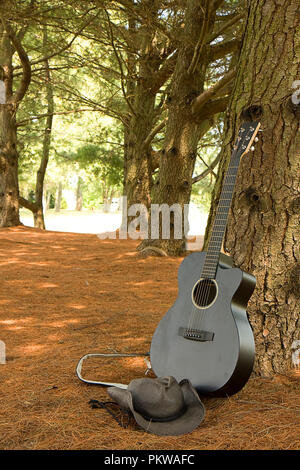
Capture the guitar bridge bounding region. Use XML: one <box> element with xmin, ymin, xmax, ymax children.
<box><xmin>179</xmin><ymin>327</ymin><xmax>214</xmax><ymax>342</ymax></box>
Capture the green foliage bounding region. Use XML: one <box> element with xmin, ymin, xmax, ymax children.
<box><xmin>12</xmin><ymin>0</ymin><xmax>239</xmax><ymax>215</ymax></box>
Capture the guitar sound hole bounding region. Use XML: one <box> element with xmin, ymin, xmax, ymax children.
<box><xmin>192</xmin><ymin>279</ymin><xmax>218</xmax><ymax>308</ymax></box>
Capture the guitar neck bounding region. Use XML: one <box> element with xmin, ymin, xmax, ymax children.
<box><xmin>201</xmin><ymin>157</ymin><xmax>240</xmax><ymax>279</ymax></box>
<box><xmin>200</xmin><ymin>121</ymin><xmax>261</xmax><ymax>279</ymax></box>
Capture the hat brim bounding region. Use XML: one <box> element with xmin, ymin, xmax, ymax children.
<box><xmin>107</xmin><ymin>380</ymin><xmax>205</xmax><ymax>436</ymax></box>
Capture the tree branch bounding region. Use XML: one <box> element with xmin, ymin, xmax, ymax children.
<box><xmin>208</xmin><ymin>39</ymin><xmax>241</xmax><ymax>63</ymax></box>
<box><xmin>208</xmin><ymin>11</ymin><xmax>245</xmax><ymax>43</ymax></box>
<box><xmin>149</xmin><ymin>51</ymin><xmax>178</xmax><ymax>94</ymax></box>
<box><xmin>187</xmin><ymin>0</ymin><xmax>211</xmax><ymax>75</ymax></box>
<box><xmin>27</xmin><ymin>12</ymin><xmax>99</xmax><ymax>67</ymax></box>
<box><xmin>192</xmin><ymin>152</ymin><xmax>222</xmax><ymax>184</ymax></box>
<box><xmin>16</xmin><ymin>108</ymin><xmax>102</xmax><ymax>127</ymax></box>
<box><xmin>19</xmin><ymin>196</ymin><xmax>38</xmax><ymax>213</ymax></box>
<box><xmin>191</xmin><ymin>67</ymin><xmax>236</xmax><ymax>115</ymax></box>
<box><xmin>143</xmin><ymin>118</ymin><xmax>167</xmax><ymax>149</ymax></box>
<box><xmin>212</xmin><ymin>0</ymin><xmax>226</xmax><ymax>12</ymax></box>
<box><xmin>195</xmin><ymin>95</ymin><xmax>230</xmax><ymax>121</ymax></box>
<box><xmin>0</xmin><ymin>15</ymin><xmax>31</xmax><ymax>104</ymax></box>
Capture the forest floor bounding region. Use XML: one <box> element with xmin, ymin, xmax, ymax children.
<box><xmin>0</xmin><ymin>226</ymin><xmax>299</xmax><ymax>450</ymax></box>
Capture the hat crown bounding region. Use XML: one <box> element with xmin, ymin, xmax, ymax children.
<box><xmin>128</xmin><ymin>376</ymin><xmax>185</xmax><ymax>420</ymax></box>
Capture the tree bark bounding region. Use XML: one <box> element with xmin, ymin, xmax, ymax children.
<box><xmin>123</xmin><ymin>90</ymin><xmax>156</xmax><ymax>212</ymax></box>
<box><xmin>18</xmin><ymin>29</ymin><xmax>54</xmax><ymax>229</ymax></box>
<box><xmin>0</xmin><ymin>103</ymin><xmax>20</xmax><ymax>226</ymax></box>
<box><xmin>0</xmin><ymin>3</ymin><xmax>31</xmax><ymax>227</ymax></box>
<box><xmin>34</xmin><ymin>39</ymin><xmax>53</xmax><ymax>228</ymax></box>
<box><xmin>204</xmin><ymin>0</ymin><xmax>300</xmax><ymax>376</ymax></box>
<box><xmin>121</xmin><ymin>2</ymin><xmax>175</xmax><ymax>230</ymax></box>
<box><xmin>0</xmin><ymin>30</ymin><xmax>20</xmax><ymax>226</ymax></box>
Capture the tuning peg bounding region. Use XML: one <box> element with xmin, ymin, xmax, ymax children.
<box><xmin>250</xmin><ymin>146</ymin><xmax>255</xmax><ymax>152</ymax></box>
<box><xmin>254</xmin><ymin>137</ymin><xmax>259</xmax><ymax>142</ymax></box>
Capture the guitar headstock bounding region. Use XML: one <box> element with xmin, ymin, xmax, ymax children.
<box><xmin>233</xmin><ymin>121</ymin><xmax>261</xmax><ymax>160</ymax></box>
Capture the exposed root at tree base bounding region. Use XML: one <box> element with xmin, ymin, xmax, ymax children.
<box><xmin>138</xmin><ymin>246</ymin><xmax>168</xmax><ymax>257</ymax></box>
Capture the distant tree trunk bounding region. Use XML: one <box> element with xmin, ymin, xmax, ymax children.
<box><xmin>34</xmin><ymin>40</ymin><xmax>53</xmax><ymax>229</ymax></box>
<box><xmin>204</xmin><ymin>0</ymin><xmax>300</xmax><ymax>376</ymax></box>
<box><xmin>45</xmin><ymin>190</ymin><xmax>51</xmax><ymax>210</ymax></box>
<box><xmin>55</xmin><ymin>182</ymin><xmax>62</xmax><ymax>212</ymax></box>
<box><xmin>103</xmin><ymin>182</ymin><xmax>110</xmax><ymax>212</ymax></box>
<box><xmin>76</xmin><ymin>176</ymin><xmax>83</xmax><ymax>211</ymax></box>
<box><xmin>19</xmin><ymin>29</ymin><xmax>53</xmax><ymax>229</ymax></box>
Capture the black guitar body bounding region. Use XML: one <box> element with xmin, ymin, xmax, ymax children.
<box><xmin>150</xmin><ymin>252</ymin><xmax>256</xmax><ymax>396</ymax></box>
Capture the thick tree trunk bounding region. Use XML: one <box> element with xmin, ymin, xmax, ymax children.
<box><xmin>204</xmin><ymin>0</ymin><xmax>300</xmax><ymax>376</ymax></box>
<box><xmin>121</xmin><ymin>28</ymin><xmax>159</xmax><ymax>228</ymax></box>
<box><xmin>0</xmin><ymin>27</ymin><xmax>20</xmax><ymax>227</ymax></box>
<box><xmin>123</xmin><ymin>90</ymin><xmax>155</xmax><ymax>212</ymax></box>
<box><xmin>0</xmin><ymin>104</ymin><xmax>20</xmax><ymax>226</ymax></box>
<box><xmin>0</xmin><ymin>5</ymin><xmax>31</xmax><ymax>227</ymax></box>
<box><xmin>121</xmin><ymin>2</ymin><xmax>175</xmax><ymax>231</ymax></box>
<box><xmin>139</xmin><ymin>1</ymin><xmax>218</xmax><ymax>255</ymax></box>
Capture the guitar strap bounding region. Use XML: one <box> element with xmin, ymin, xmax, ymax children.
<box><xmin>76</xmin><ymin>352</ymin><xmax>151</xmax><ymax>389</ymax></box>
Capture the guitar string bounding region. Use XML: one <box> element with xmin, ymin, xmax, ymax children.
<box><xmin>188</xmin><ymin>274</ymin><xmax>209</xmax><ymax>331</ymax></box>
<box><xmin>194</xmin><ymin>184</ymin><xmax>231</xmax><ymax>330</ymax></box>
<box><xmin>190</xmin><ymin>252</ymin><xmax>215</xmax><ymax>332</ymax></box>
<box><xmin>186</xmin><ymin>124</ymin><xmax>255</xmax><ymax>333</ymax></box>
<box><xmin>196</xmin><ymin>163</ymin><xmax>243</xmax><ymax>332</ymax></box>
<box><xmin>188</xmin><ymin>213</ymin><xmax>223</xmax><ymax>332</ymax></box>
<box><xmin>193</xmin><ymin>276</ymin><xmax>208</xmax><ymax>330</ymax></box>
<box><xmin>188</xmin><ymin>163</ymin><xmax>240</xmax><ymax>332</ymax></box>
<box><xmin>193</xmin><ymin>176</ymin><xmax>232</xmax><ymax>330</ymax></box>
<box><xmin>197</xmin><ymin>125</ymin><xmax>256</xmax><ymax>325</ymax></box>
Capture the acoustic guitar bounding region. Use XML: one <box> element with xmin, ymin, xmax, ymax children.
<box><xmin>150</xmin><ymin>121</ymin><xmax>261</xmax><ymax>396</ymax></box>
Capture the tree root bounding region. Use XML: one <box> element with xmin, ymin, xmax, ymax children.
<box><xmin>138</xmin><ymin>246</ymin><xmax>168</xmax><ymax>257</ymax></box>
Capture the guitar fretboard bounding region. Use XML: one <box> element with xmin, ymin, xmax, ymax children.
<box><xmin>201</xmin><ymin>158</ymin><xmax>240</xmax><ymax>279</ymax></box>
<box><xmin>200</xmin><ymin>121</ymin><xmax>261</xmax><ymax>279</ymax></box>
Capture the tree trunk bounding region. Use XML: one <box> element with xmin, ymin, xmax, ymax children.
<box><xmin>0</xmin><ymin>29</ymin><xmax>20</xmax><ymax>227</ymax></box>
<box><xmin>55</xmin><ymin>182</ymin><xmax>62</xmax><ymax>212</ymax></box>
<box><xmin>76</xmin><ymin>176</ymin><xmax>83</xmax><ymax>211</ymax></box>
<box><xmin>204</xmin><ymin>0</ymin><xmax>300</xmax><ymax>376</ymax></box>
<box><xmin>0</xmin><ymin>104</ymin><xmax>20</xmax><ymax>226</ymax></box>
<box><xmin>33</xmin><ymin>40</ymin><xmax>53</xmax><ymax>229</ymax></box>
<box><xmin>121</xmin><ymin>10</ymin><xmax>160</xmax><ymax>229</ymax></box>
<box><xmin>121</xmin><ymin>2</ymin><xmax>176</xmax><ymax>231</ymax></box>
<box><xmin>0</xmin><ymin>3</ymin><xmax>31</xmax><ymax>227</ymax></box>
<box><xmin>45</xmin><ymin>190</ymin><xmax>51</xmax><ymax>210</ymax></box>
<box><xmin>123</xmin><ymin>90</ymin><xmax>156</xmax><ymax>212</ymax></box>
<box><xmin>18</xmin><ymin>29</ymin><xmax>53</xmax><ymax>229</ymax></box>
<box><xmin>33</xmin><ymin>206</ymin><xmax>45</xmax><ymax>229</ymax></box>
<box><xmin>139</xmin><ymin>1</ymin><xmax>222</xmax><ymax>255</ymax></box>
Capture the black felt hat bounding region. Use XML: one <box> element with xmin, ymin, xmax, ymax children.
<box><xmin>107</xmin><ymin>376</ymin><xmax>205</xmax><ymax>436</ymax></box>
